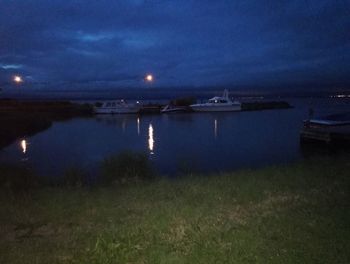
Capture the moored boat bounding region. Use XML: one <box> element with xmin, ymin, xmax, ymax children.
<box><xmin>190</xmin><ymin>90</ymin><xmax>241</xmax><ymax>112</ymax></box>
<box><xmin>304</xmin><ymin>112</ymin><xmax>350</xmax><ymax>127</ymax></box>
<box><xmin>93</xmin><ymin>100</ymin><xmax>141</xmax><ymax>114</ymax></box>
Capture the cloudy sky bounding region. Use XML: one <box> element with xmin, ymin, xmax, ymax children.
<box><xmin>0</xmin><ymin>0</ymin><xmax>349</xmax><ymax>91</ymax></box>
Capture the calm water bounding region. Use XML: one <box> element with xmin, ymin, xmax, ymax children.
<box><xmin>1</xmin><ymin>98</ymin><xmax>349</xmax><ymax>177</ymax></box>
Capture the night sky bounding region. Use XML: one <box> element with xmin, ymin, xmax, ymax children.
<box><xmin>0</xmin><ymin>0</ymin><xmax>349</xmax><ymax>91</ymax></box>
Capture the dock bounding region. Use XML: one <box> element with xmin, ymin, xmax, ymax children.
<box><xmin>300</xmin><ymin>124</ymin><xmax>350</xmax><ymax>145</ymax></box>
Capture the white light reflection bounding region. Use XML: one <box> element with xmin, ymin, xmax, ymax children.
<box><xmin>330</xmin><ymin>94</ymin><xmax>350</xmax><ymax>98</ymax></box>
<box><xmin>214</xmin><ymin>119</ymin><xmax>218</xmax><ymax>139</ymax></box>
<box><xmin>21</xmin><ymin>139</ymin><xmax>27</xmax><ymax>154</ymax></box>
<box><xmin>148</xmin><ymin>123</ymin><xmax>154</xmax><ymax>154</ymax></box>
<box><xmin>137</xmin><ymin>117</ymin><xmax>140</xmax><ymax>135</ymax></box>
<box><xmin>122</xmin><ymin>119</ymin><xmax>126</xmax><ymax>132</ymax></box>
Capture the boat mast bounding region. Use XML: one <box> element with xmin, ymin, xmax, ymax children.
<box><xmin>223</xmin><ymin>89</ymin><xmax>229</xmax><ymax>99</ymax></box>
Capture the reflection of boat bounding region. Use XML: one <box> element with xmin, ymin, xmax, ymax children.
<box><xmin>190</xmin><ymin>90</ymin><xmax>241</xmax><ymax>112</ymax></box>
<box><xmin>161</xmin><ymin>105</ymin><xmax>191</xmax><ymax>113</ymax></box>
<box><xmin>93</xmin><ymin>100</ymin><xmax>141</xmax><ymax>114</ymax></box>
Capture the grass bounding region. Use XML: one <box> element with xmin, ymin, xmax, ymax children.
<box><xmin>100</xmin><ymin>151</ymin><xmax>154</xmax><ymax>185</ymax></box>
<box><xmin>0</xmin><ymin>163</ymin><xmax>39</xmax><ymax>191</ymax></box>
<box><xmin>0</xmin><ymin>155</ymin><xmax>349</xmax><ymax>263</ymax></box>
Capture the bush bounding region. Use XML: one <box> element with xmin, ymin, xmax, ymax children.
<box><xmin>100</xmin><ymin>151</ymin><xmax>154</xmax><ymax>185</ymax></box>
<box><xmin>59</xmin><ymin>166</ymin><xmax>86</xmax><ymax>187</ymax></box>
<box><xmin>0</xmin><ymin>163</ymin><xmax>38</xmax><ymax>192</ymax></box>
<box><xmin>170</xmin><ymin>97</ymin><xmax>196</xmax><ymax>106</ymax></box>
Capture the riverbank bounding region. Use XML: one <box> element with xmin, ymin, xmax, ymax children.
<box><xmin>0</xmin><ymin>155</ymin><xmax>349</xmax><ymax>263</ymax></box>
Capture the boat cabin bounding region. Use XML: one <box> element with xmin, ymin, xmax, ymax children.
<box><xmin>208</xmin><ymin>97</ymin><xmax>230</xmax><ymax>104</ymax></box>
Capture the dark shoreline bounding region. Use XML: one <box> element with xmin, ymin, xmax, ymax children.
<box><xmin>0</xmin><ymin>100</ymin><xmax>93</xmax><ymax>149</ymax></box>
<box><xmin>0</xmin><ymin>113</ymin><xmax>52</xmax><ymax>150</ymax></box>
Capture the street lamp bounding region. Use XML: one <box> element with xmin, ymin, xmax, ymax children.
<box><xmin>13</xmin><ymin>75</ymin><xmax>23</xmax><ymax>83</ymax></box>
<box><xmin>145</xmin><ymin>74</ymin><xmax>153</xmax><ymax>82</ymax></box>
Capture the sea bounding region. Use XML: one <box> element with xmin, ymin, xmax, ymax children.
<box><xmin>0</xmin><ymin>94</ymin><xmax>349</xmax><ymax>178</ymax></box>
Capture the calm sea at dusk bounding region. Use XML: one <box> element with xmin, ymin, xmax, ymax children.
<box><xmin>0</xmin><ymin>97</ymin><xmax>349</xmax><ymax>178</ymax></box>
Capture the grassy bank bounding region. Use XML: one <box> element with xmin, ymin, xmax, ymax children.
<box><xmin>0</xmin><ymin>156</ymin><xmax>349</xmax><ymax>263</ymax></box>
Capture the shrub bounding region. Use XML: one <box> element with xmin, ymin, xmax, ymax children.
<box><xmin>170</xmin><ymin>96</ymin><xmax>196</xmax><ymax>106</ymax></box>
<box><xmin>0</xmin><ymin>163</ymin><xmax>38</xmax><ymax>192</ymax></box>
<box><xmin>100</xmin><ymin>151</ymin><xmax>154</xmax><ymax>185</ymax></box>
<box><xmin>60</xmin><ymin>166</ymin><xmax>86</xmax><ymax>187</ymax></box>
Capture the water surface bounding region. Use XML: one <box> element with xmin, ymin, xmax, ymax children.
<box><xmin>0</xmin><ymin>98</ymin><xmax>349</xmax><ymax>177</ymax></box>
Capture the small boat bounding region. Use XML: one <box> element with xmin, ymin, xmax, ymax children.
<box><xmin>301</xmin><ymin>112</ymin><xmax>350</xmax><ymax>145</ymax></box>
<box><xmin>190</xmin><ymin>90</ymin><xmax>241</xmax><ymax>112</ymax></box>
<box><xmin>161</xmin><ymin>104</ymin><xmax>191</xmax><ymax>113</ymax></box>
<box><xmin>93</xmin><ymin>100</ymin><xmax>141</xmax><ymax>114</ymax></box>
<box><xmin>304</xmin><ymin>112</ymin><xmax>350</xmax><ymax>127</ymax></box>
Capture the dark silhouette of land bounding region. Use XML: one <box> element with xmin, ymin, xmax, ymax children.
<box><xmin>0</xmin><ymin>100</ymin><xmax>92</xmax><ymax>149</ymax></box>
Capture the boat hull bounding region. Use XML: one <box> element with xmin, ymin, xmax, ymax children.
<box><xmin>190</xmin><ymin>104</ymin><xmax>241</xmax><ymax>112</ymax></box>
<box><xmin>93</xmin><ymin>107</ymin><xmax>140</xmax><ymax>114</ymax></box>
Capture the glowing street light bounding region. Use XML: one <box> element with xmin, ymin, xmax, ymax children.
<box><xmin>145</xmin><ymin>74</ymin><xmax>153</xmax><ymax>82</ymax></box>
<box><xmin>13</xmin><ymin>75</ymin><xmax>23</xmax><ymax>83</ymax></box>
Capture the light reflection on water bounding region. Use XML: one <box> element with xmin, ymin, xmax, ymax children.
<box><xmin>137</xmin><ymin>117</ymin><xmax>140</xmax><ymax>135</ymax></box>
<box><xmin>21</xmin><ymin>139</ymin><xmax>27</xmax><ymax>154</ymax></box>
<box><xmin>148</xmin><ymin>123</ymin><xmax>155</xmax><ymax>154</ymax></box>
<box><xmin>20</xmin><ymin>139</ymin><xmax>29</xmax><ymax>162</ymax></box>
<box><xmin>214</xmin><ymin>119</ymin><xmax>218</xmax><ymax>139</ymax></box>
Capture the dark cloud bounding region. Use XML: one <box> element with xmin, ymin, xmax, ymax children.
<box><xmin>0</xmin><ymin>0</ymin><xmax>349</xmax><ymax>90</ymax></box>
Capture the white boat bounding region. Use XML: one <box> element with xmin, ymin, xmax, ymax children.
<box><xmin>190</xmin><ymin>90</ymin><xmax>241</xmax><ymax>112</ymax></box>
<box><xmin>93</xmin><ymin>100</ymin><xmax>141</xmax><ymax>114</ymax></box>
<box><xmin>304</xmin><ymin>112</ymin><xmax>350</xmax><ymax>127</ymax></box>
